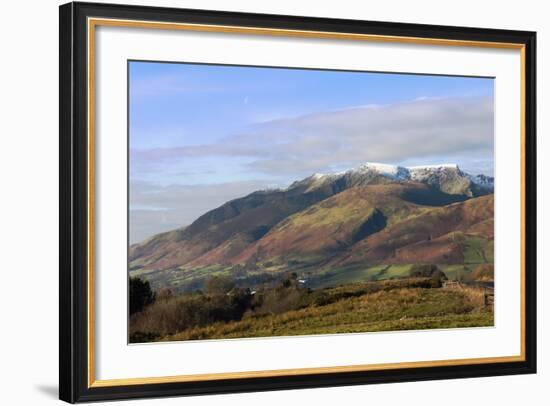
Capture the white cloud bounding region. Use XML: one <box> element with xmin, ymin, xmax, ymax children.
<box><xmin>131</xmin><ymin>96</ymin><xmax>494</xmax><ymax>181</ymax></box>
<box><xmin>244</xmin><ymin>96</ymin><xmax>493</xmax><ymax>176</ymax></box>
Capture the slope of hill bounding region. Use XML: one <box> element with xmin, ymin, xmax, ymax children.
<box><xmin>129</xmin><ymin>181</ymin><xmax>346</xmax><ymax>271</ymax></box>
<box><xmin>130</xmin><ymin>163</ymin><xmax>494</xmax><ymax>292</ymax></box>
<box><xmin>336</xmin><ymin>194</ymin><xmax>493</xmax><ymax>265</ymax></box>
<box><xmin>229</xmin><ymin>183</ymin><xmax>424</xmax><ymax>266</ymax></box>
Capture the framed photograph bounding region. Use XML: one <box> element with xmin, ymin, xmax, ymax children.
<box><xmin>59</xmin><ymin>2</ymin><xmax>536</xmax><ymax>403</ymax></box>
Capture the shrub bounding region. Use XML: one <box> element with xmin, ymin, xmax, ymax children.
<box><xmin>472</xmin><ymin>264</ymin><xmax>494</xmax><ymax>281</ymax></box>
<box><xmin>252</xmin><ymin>286</ymin><xmax>304</xmax><ymax>315</ymax></box>
<box><xmin>129</xmin><ymin>289</ymin><xmax>253</xmax><ymax>337</ymax></box>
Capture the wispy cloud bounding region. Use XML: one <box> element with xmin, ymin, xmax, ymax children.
<box><xmin>131</xmin><ymin>95</ymin><xmax>494</xmax><ymax>183</ymax></box>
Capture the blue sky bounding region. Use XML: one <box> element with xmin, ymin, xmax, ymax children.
<box><xmin>129</xmin><ymin>61</ymin><xmax>494</xmax><ymax>243</ymax></box>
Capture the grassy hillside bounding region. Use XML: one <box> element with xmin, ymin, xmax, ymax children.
<box><xmin>337</xmin><ymin>194</ymin><xmax>493</xmax><ymax>266</ymax></box>
<box><xmin>130</xmin><ymin>277</ymin><xmax>493</xmax><ymax>343</ymax></box>
<box><xmin>129</xmin><ymin>182</ymin><xmax>347</xmax><ymax>271</ymax></box>
<box><xmin>164</xmin><ymin>290</ymin><xmax>492</xmax><ymax>341</ymax></box>
<box><xmin>230</xmin><ymin>184</ymin><xmax>418</xmax><ymax>265</ymax></box>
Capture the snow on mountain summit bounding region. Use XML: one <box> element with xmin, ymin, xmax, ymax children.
<box><xmin>407</xmin><ymin>164</ymin><xmax>459</xmax><ymax>170</ymax></box>
<box><xmin>348</xmin><ymin>162</ymin><xmax>470</xmax><ymax>183</ymax></box>
<box><xmin>354</xmin><ymin>162</ymin><xmax>410</xmax><ymax>180</ymax></box>
<box><xmin>289</xmin><ymin>162</ymin><xmax>493</xmax><ymax>196</ymax></box>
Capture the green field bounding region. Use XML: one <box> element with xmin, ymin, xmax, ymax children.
<box><xmin>305</xmin><ymin>260</ymin><xmax>492</xmax><ymax>289</ymax></box>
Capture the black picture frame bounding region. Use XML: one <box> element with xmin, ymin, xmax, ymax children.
<box><xmin>59</xmin><ymin>1</ymin><xmax>537</xmax><ymax>403</ymax></box>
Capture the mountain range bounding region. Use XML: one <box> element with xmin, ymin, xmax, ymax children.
<box><xmin>129</xmin><ymin>163</ymin><xmax>494</xmax><ymax>291</ymax></box>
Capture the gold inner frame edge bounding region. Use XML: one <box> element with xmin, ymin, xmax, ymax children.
<box><xmin>86</xmin><ymin>17</ymin><xmax>527</xmax><ymax>388</ymax></box>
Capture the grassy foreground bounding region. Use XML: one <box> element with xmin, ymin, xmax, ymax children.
<box><xmin>130</xmin><ymin>277</ymin><xmax>493</xmax><ymax>343</ymax></box>
<box><xmin>163</xmin><ymin>287</ymin><xmax>492</xmax><ymax>341</ymax></box>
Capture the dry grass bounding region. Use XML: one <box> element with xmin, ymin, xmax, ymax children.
<box><xmin>160</xmin><ymin>286</ymin><xmax>493</xmax><ymax>342</ymax></box>
<box><xmin>460</xmin><ymin>285</ymin><xmax>491</xmax><ymax>308</ymax></box>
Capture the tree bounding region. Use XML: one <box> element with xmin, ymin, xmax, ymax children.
<box><xmin>129</xmin><ymin>277</ymin><xmax>155</xmax><ymax>315</ymax></box>
<box><xmin>409</xmin><ymin>264</ymin><xmax>440</xmax><ymax>278</ymax></box>
<box><xmin>429</xmin><ymin>269</ymin><xmax>448</xmax><ymax>288</ymax></box>
<box><xmin>409</xmin><ymin>264</ymin><xmax>447</xmax><ymax>287</ymax></box>
<box><xmin>205</xmin><ymin>275</ymin><xmax>235</xmax><ymax>295</ymax></box>
<box><xmin>281</xmin><ymin>272</ymin><xmax>298</xmax><ymax>288</ymax></box>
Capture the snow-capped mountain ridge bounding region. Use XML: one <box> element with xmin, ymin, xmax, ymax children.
<box><xmin>309</xmin><ymin>162</ymin><xmax>491</xmax><ymax>184</ymax></box>
<box><xmin>288</xmin><ymin>162</ymin><xmax>493</xmax><ymax>196</ymax></box>
<box><xmin>354</xmin><ymin>162</ymin><xmax>411</xmax><ymax>181</ymax></box>
<box><xmin>407</xmin><ymin>164</ymin><xmax>459</xmax><ymax>169</ymax></box>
